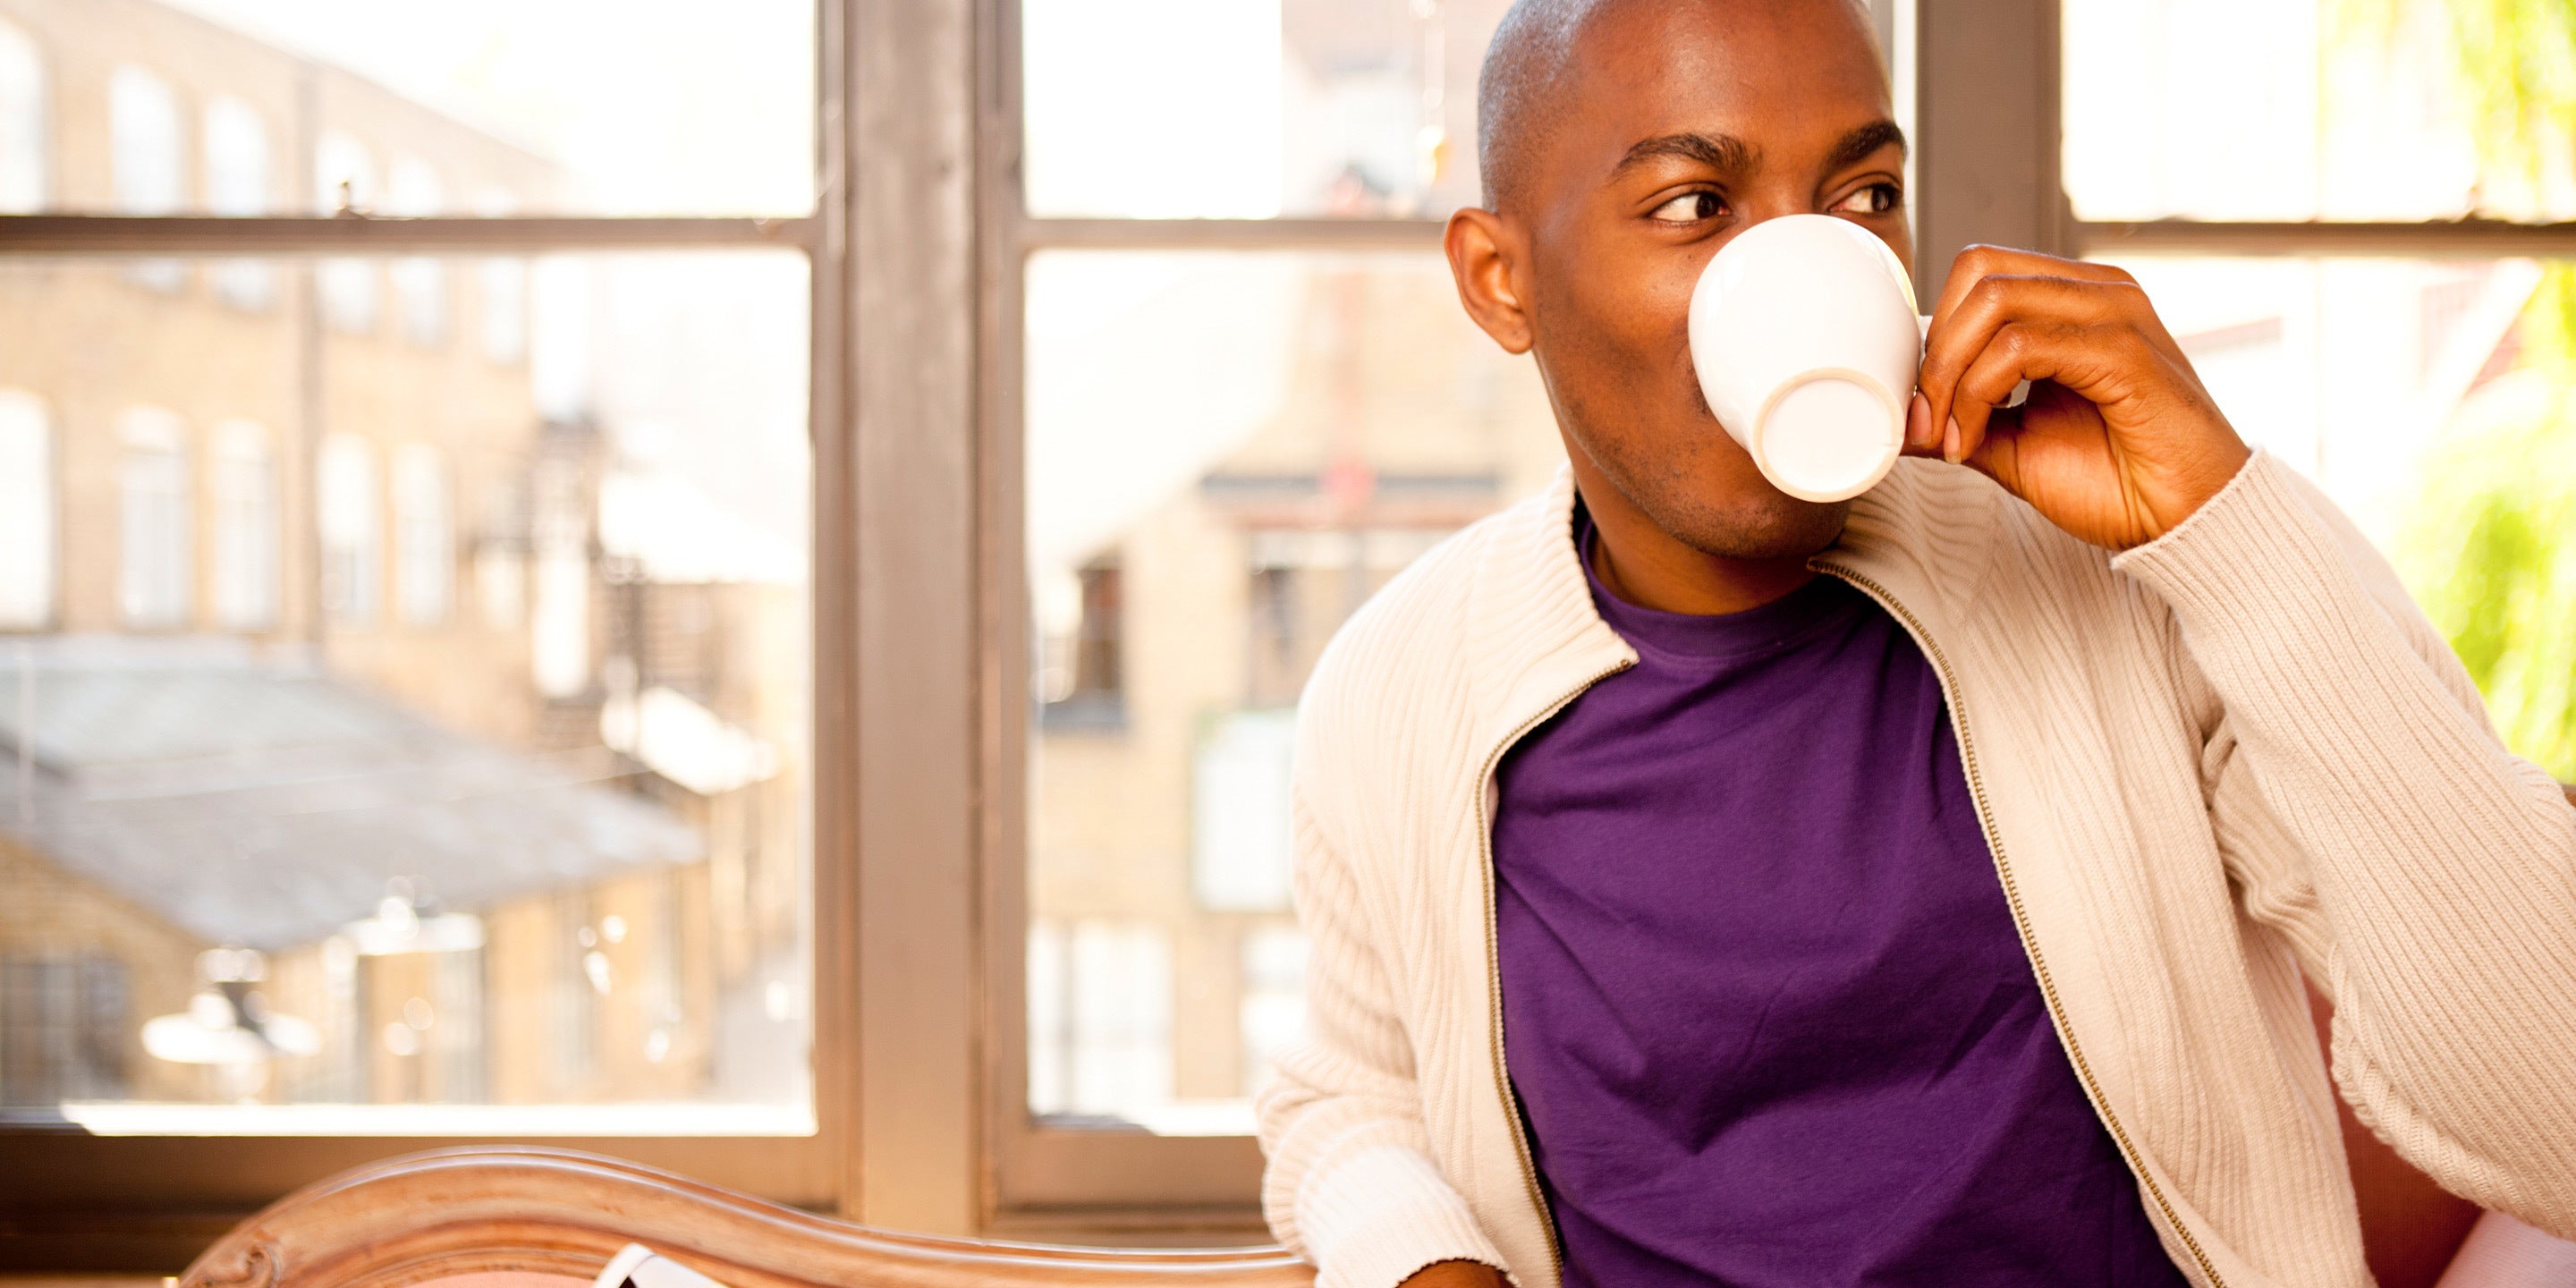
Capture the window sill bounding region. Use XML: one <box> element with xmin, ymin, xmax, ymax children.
<box><xmin>1</xmin><ymin>1103</ymin><xmax>813</xmax><ymax>1139</ymax></box>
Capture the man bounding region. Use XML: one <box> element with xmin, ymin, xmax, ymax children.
<box><xmin>1250</xmin><ymin>1</ymin><xmax>2576</xmax><ymax>1285</ymax></box>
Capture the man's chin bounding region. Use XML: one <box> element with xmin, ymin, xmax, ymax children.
<box><xmin>1652</xmin><ymin>488</ymin><xmax>1852</xmax><ymax>563</ymax></box>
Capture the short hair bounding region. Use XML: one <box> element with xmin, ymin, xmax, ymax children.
<box><xmin>1474</xmin><ymin>0</ymin><xmax>1598</xmax><ymax>214</ymax></box>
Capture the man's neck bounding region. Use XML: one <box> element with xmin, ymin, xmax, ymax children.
<box><xmin>1581</xmin><ymin>486</ymin><xmax>1820</xmax><ymax>617</ymax></box>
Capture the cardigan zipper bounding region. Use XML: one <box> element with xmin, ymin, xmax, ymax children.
<box><xmin>1811</xmin><ymin>559</ymin><xmax>2226</xmax><ymax>1288</ymax></box>
<box><xmin>1475</xmin><ymin>656</ymin><xmax>1633</xmax><ymax>1288</ymax></box>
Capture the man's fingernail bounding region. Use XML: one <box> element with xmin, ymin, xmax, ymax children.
<box><xmin>1942</xmin><ymin>416</ymin><xmax>1962</xmax><ymax>464</ymax></box>
<box><xmin>1906</xmin><ymin>393</ymin><xmax>1933</xmax><ymax>449</ymax></box>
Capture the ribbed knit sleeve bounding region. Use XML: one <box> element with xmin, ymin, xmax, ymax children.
<box><xmin>2111</xmin><ymin>450</ymin><xmax>2576</xmax><ymax>1237</ymax></box>
<box><xmin>1257</xmin><ymin>784</ymin><xmax>1512</xmax><ymax>1288</ymax></box>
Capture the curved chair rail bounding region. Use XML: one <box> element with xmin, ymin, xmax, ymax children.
<box><xmin>179</xmin><ymin>1148</ymin><xmax>1315</xmax><ymax>1288</ymax></box>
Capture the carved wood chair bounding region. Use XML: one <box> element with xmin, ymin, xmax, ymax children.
<box><xmin>179</xmin><ymin>1148</ymin><xmax>1315</xmax><ymax>1288</ymax></box>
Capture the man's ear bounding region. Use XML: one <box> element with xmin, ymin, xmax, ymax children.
<box><xmin>1445</xmin><ymin>207</ymin><xmax>1534</xmax><ymax>355</ymax></box>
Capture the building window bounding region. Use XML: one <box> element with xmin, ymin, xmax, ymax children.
<box><xmin>477</xmin><ymin>543</ymin><xmax>527</xmax><ymax>631</ymax></box>
<box><xmin>0</xmin><ymin>0</ymin><xmax>825</xmax><ymax>1227</ymax></box>
<box><xmin>1190</xmin><ymin>708</ymin><xmax>1295</xmax><ymax>913</ymax></box>
<box><xmin>387</xmin><ymin>156</ymin><xmax>447</xmax><ymax>347</ymax></box>
<box><xmin>1025</xmin><ymin>919</ymin><xmax>1173</xmax><ymax>1125</ymax></box>
<box><xmin>318</xmin><ymin>433</ymin><xmax>381</xmax><ymax>627</ymax></box>
<box><xmin>117</xmin><ymin>406</ymin><xmax>192</xmax><ymax>630</ymax></box>
<box><xmin>0</xmin><ymin>388</ymin><xmax>52</xmax><ymax>629</ymax></box>
<box><xmin>1038</xmin><ymin>556</ymin><xmax>1123</xmax><ymax>728</ymax></box>
<box><xmin>1237</xmin><ymin>926</ymin><xmax>1307</xmax><ymax>1098</ymax></box>
<box><xmin>551</xmin><ymin>894</ymin><xmax>600</xmax><ymax>1097</ymax></box>
<box><xmin>210</xmin><ymin>419</ymin><xmax>278</xmax><ymax>632</ymax></box>
<box><xmin>202</xmin><ymin>93</ymin><xmax>275</xmax><ymax>310</ymax></box>
<box><xmin>530</xmin><ymin>457</ymin><xmax>591</xmax><ymax>698</ymax></box>
<box><xmin>0</xmin><ymin>956</ymin><xmax>131</xmax><ymax>1106</ymax></box>
<box><xmin>474</xmin><ymin>187</ymin><xmax>528</xmax><ymax>364</ymax></box>
<box><xmin>1247</xmin><ymin>564</ymin><xmax>1297</xmax><ymax>705</ymax></box>
<box><xmin>480</xmin><ymin>258</ymin><xmax>529</xmax><ymax>363</ymax></box>
<box><xmin>108</xmin><ymin>64</ymin><xmax>185</xmax><ymax>293</ymax></box>
<box><xmin>0</xmin><ymin>18</ymin><xmax>46</xmax><ymax>213</ymax></box>
<box><xmin>393</xmin><ymin>443</ymin><xmax>453</xmax><ymax>628</ymax></box>
<box><xmin>314</xmin><ymin>130</ymin><xmax>379</xmax><ymax>333</ymax></box>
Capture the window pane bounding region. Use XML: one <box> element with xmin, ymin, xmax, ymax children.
<box><xmin>1022</xmin><ymin>250</ymin><xmax>1562</xmax><ymax>1133</ymax></box>
<box><xmin>0</xmin><ymin>389</ymin><xmax>55</xmax><ymax>628</ymax></box>
<box><xmin>1021</xmin><ymin>0</ymin><xmax>1509</xmax><ymax>219</ymax></box>
<box><xmin>210</xmin><ymin>419</ymin><xmax>280</xmax><ymax>632</ymax></box>
<box><xmin>0</xmin><ymin>17</ymin><xmax>47</xmax><ymax>212</ymax></box>
<box><xmin>2102</xmin><ymin>254</ymin><xmax>2576</xmax><ymax>776</ymax></box>
<box><xmin>6</xmin><ymin>1</ymin><xmax>811</xmax><ymax>217</ymax></box>
<box><xmin>2063</xmin><ymin>0</ymin><xmax>2576</xmax><ymax>222</ymax></box>
<box><xmin>109</xmin><ymin>65</ymin><xmax>186</xmax><ymax>216</ymax></box>
<box><xmin>117</xmin><ymin>407</ymin><xmax>195</xmax><ymax>629</ymax></box>
<box><xmin>393</xmin><ymin>442</ymin><xmax>453</xmax><ymax>628</ymax></box>
<box><xmin>0</xmin><ymin>251</ymin><xmax>814</xmax><ymax>1131</ymax></box>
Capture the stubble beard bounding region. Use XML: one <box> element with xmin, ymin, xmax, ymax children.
<box><xmin>1589</xmin><ymin>427</ymin><xmax>1854</xmax><ymax>561</ymax></box>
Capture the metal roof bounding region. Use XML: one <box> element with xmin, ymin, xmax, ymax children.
<box><xmin>0</xmin><ymin>636</ymin><xmax>702</xmax><ymax>951</ymax></box>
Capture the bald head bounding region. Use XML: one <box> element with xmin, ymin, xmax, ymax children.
<box><xmin>1475</xmin><ymin>0</ymin><xmax>1886</xmax><ymax>212</ymax></box>
<box><xmin>1474</xmin><ymin>0</ymin><xmax>1590</xmax><ymax>213</ymax></box>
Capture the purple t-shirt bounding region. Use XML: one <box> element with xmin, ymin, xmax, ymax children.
<box><xmin>1490</xmin><ymin>512</ymin><xmax>2186</xmax><ymax>1287</ymax></box>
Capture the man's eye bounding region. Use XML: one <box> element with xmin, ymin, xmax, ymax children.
<box><xmin>1648</xmin><ymin>191</ymin><xmax>1724</xmax><ymax>224</ymax></box>
<box><xmin>1832</xmin><ymin>182</ymin><xmax>1902</xmax><ymax>216</ymax></box>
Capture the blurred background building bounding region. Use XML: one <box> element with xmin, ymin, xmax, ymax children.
<box><xmin>0</xmin><ymin>0</ymin><xmax>810</xmax><ymax>1120</ymax></box>
<box><xmin>1016</xmin><ymin>0</ymin><xmax>1548</xmax><ymax>1133</ymax></box>
<box><xmin>1021</xmin><ymin>250</ymin><xmax>1565</xmax><ymax>1131</ymax></box>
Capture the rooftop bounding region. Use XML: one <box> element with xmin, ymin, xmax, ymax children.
<box><xmin>0</xmin><ymin>635</ymin><xmax>701</xmax><ymax>951</ymax></box>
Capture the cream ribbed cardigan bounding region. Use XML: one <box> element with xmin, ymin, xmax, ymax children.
<box><xmin>1254</xmin><ymin>453</ymin><xmax>2576</xmax><ymax>1288</ymax></box>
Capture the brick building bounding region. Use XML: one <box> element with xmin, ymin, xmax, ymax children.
<box><xmin>0</xmin><ymin>0</ymin><xmax>806</xmax><ymax>1118</ymax></box>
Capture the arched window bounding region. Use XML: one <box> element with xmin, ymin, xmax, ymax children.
<box><xmin>117</xmin><ymin>407</ymin><xmax>192</xmax><ymax>629</ymax></box>
<box><xmin>108</xmin><ymin>65</ymin><xmax>184</xmax><ymax>292</ymax></box>
<box><xmin>210</xmin><ymin>419</ymin><xmax>278</xmax><ymax>631</ymax></box>
<box><xmin>392</xmin><ymin>442</ymin><xmax>452</xmax><ymax>627</ymax></box>
<box><xmin>203</xmin><ymin>94</ymin><xmax>275</xmax><ymax>309</ymax></box>
<box><xmin>477</xmin><ymin>188</ymin><xmax>527</xmax><ymax>363</ymax></box>
<box><xmin>388</xmin><ymin>157</ymin><xmax>447</xmax><ymax>346</ymax></box>
<box><xmin>318</xmin><ymin>433</ymin><xmax>382</xmax><ymax>626</ymax></box>
<box><xmin>314</xmin><ymin>130</ymin><xmax>379</xmax><ymax>333</ymax></box>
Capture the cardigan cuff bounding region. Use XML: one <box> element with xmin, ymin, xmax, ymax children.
<box><xmin>1299</xmin><ymin>1145</ymin><xmax>1515</xmax><ymax>1288</ymax></box>
<box><xmin>2108</xmin><ymin>449</ymin><xmax>2338</xmax><ymax>644</ymax></box>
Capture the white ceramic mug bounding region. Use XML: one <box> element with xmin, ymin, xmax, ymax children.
<box><xmin>1686</xmin><ymin>214</ymin><xmax>1921</xmax><ymax>503</ymax></box>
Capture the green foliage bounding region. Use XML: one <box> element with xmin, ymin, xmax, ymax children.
<box><xmin>2330</xmin><ymin>0</ymin><xmax>2576</xmax><ymax>776</ymax></box>
<box><xmin>2395</xmin><ymin>349</ymin><xmax>2576</xmax><ymax>779</ymax></box>
<box><xmin>2436</xmin><ymin>0</ymin><xmax>2576</xmax><ymax>187</ymax></box>
<box><xmin>2330</xmin><ymin>0</ymin><xmax>2576</xmax><ymax>186</ymax></box>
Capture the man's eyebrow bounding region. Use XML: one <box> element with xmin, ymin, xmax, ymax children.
<box><xmin>1609</xmin><ymin>131</ymin><xmax>1756</xmax><ymax>179</ymax></box>
<box><xmin>1822</xmin><ymin>119</ymin><xmax>1908</xmax><ymax>174</ymax></box>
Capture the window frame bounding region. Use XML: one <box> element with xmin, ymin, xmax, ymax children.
<box><xmin>0</xmin><ymin>0</ymin><xmax>860</xmax><ymax>1267</ymax></box>
<box><xmin>7</xmin><ymin>0</ymin><xmax>2576</xmax><ymax>1270</ymax></box>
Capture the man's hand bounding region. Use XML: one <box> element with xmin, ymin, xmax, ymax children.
<box><xmin>1398</xmin><ymin>1259</ymin><xmax>1510</xmax><ymax>1287</ymax></box>
<box><xmin>1909</xmin><ymin>245</ymin><xmax>2253</xmax><ymax>551</ymax></box>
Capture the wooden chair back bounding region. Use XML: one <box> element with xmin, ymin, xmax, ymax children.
<box><xmin>180</xmin><ymin>1148</ymin><xmax>1314</xmax><ymax>1288</ymax></box>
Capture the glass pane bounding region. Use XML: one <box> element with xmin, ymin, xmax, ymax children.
<box><xmin>2062</xmin><ymin>0</ymin><xmax>2576</xmax><ymax>222</ymax></box>
<box><xmin>1022</xmin><ymin>250</ymin><xmax>1562</xmax><ymax>1133</ymax></box>
<box><xmin>0</xmin><ymin>2</ymin><xmax>811</xmax><ymax>217</ymax></box>
<box><xmin>0</xmin><ymin>251</ymin><xmax>814</xmax><ymax>1131</ymax></box>
<box><xmin>1021</xmin><ymin>0</ymin><xmax>1510</xmax><ymax>219</ymax></box>
<box><xmin>2100</xmin><ymin>253</ymin><xmax>2576</xmax><ymax>776</ymax></box>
